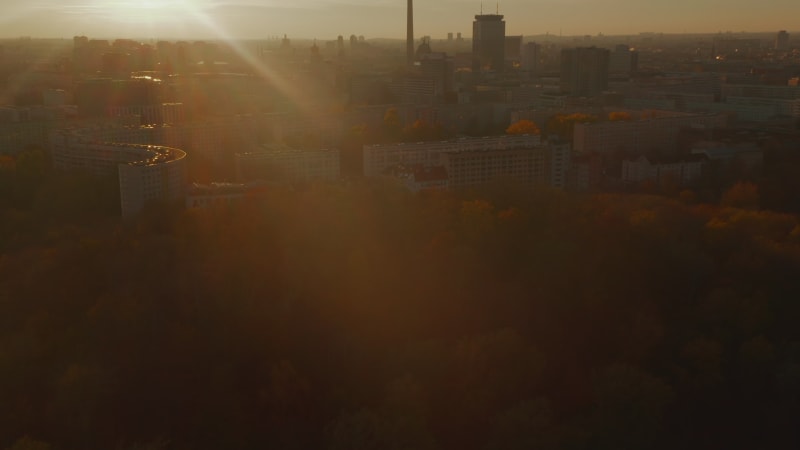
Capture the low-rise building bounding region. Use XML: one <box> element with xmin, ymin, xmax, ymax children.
<box><xmin>186</xmin><ymin>182</ymin><xmax>247</xmax><ymax>208</ymax></box>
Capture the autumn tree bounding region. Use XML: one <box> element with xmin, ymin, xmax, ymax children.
<box><xmin>720</xmin><ymin>181</ymin><xmax>759</xmax><ymax>210</ymax></box>
<box><xmin>608</xmin><ymin>111</ymin><xmax>633</xmax><ymax>121</ymax></box>
<box><xmin>505</xmin><ymin>119</ymin><xmax>541</xmax><ymax>135</ymax></box>
<box><xmin>403</xmin><ymin>119</ymin><xmax>449</xmax><ymax>142</ymax></box>
<box><xmin>382</xmin><ymin>107</ymin><xmax>403</xmax><ymax>142</ymax></box>
<box><xmin>545</xmin><ymin>113</ymin><xmax>598</xmax><ymax>140</ymax></box>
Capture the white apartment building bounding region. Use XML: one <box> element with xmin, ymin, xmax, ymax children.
<box><xmin>51</xmin><ymin>129</ymin><xmax>187</xmax><ymax>218</ymax></box>
<box><xmin>441</xmin><ymin>146</ymin><xmax>549</xmax><ymax>188</ymax></box>
<box><xmin>363</xmin><ymin>134</ymin><xmax>542</xmax><ymax>177</ymax></box>
<box><xmin>107</xmin><ymin>102</ymin><xmax>186</xmax><ymax>125</ymax></box>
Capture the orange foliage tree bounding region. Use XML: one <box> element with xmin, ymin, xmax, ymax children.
<box><xmin>546</xmin><ymin>113</ymin><xmax>598</xmax><ymax>139</ymax></box>
<box><xmin>608</xmin><ymin>111</ymin><xmax>633</xmax><ymax>121</ymax></box>
<box><xmin>505</xmin><ymin>119</ymin><xmax>541</xmax><ymax>135</ymax></box>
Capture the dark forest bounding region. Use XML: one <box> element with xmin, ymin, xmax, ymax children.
<box><xmin>1</xmin><ymin>164</ymin><xmax>799</xmax><ymax>450</ymax></box>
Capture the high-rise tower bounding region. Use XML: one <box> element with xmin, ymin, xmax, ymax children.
<box><xmin>407</xmin><ymin>0</ymin><xmax>414</xmax><ymax>67</ymax></box>
<box><xmin>560</xmin><ymin>47</ymin><xmax>610</xmax><ymax>97</ymax></box>
<box><xmin>472</xmin><ymin>14</ymin><xmax>505</xmax><ymax>72</ymax></box>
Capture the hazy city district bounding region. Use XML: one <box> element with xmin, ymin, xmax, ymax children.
<box><xmin>1</xmin><ymin>3</ymin><xmax>800</xmax><ymax>450</ymax></box>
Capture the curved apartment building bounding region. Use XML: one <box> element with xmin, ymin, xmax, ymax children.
<box><xmin>51</xmin><ymin>129</ymin><xmax>187</xmax><ymax>218</ymax></box>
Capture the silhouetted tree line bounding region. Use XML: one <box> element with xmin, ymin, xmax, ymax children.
<box><xmin>1</xmin><ymin>173</ymin><xmax>799</xmax><ymax>450</ymax></box>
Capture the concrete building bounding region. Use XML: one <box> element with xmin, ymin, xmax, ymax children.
<box><xmin>364</xmin><ymin>134</ymin><xmax>569</xmax><ymax>189</ymax></box>
<box><xmin>441</xmin><ymin>145</ymin><xmax>547</xmax><ymax>188</ymax></box>
<box><xmin>51</xmin><ymin>129</ymin><xmax>187</xmax><ymax>218</ymax></box>
<box><xmin>722</xmin><ymin>84</ymin><xmax>800</xmax><ymax>100</ymax></box>
<box><xmin>504</xmin><ymin>35</ymin><xmax>523</xmax><ymax>67</ymax></box>
<box><xmin>572</xmin><ymin>111</ymin><xmax>727</xmax><ymax>154</ymax></box>
<box><xmin>389</xmin><ymin>76</ymin><xmax>438</xmax><ymax>104</ymax></box>
<box><xmin>560</xmin><ymin>47</ymin><xmax>610</xmax><ymax>97</ymax></box>
<box><xmin>622</xmin><ymin>154</ymin><xmax>704</xmax><ymax>186</ymax></box>
<box><xmin>472</xmin><ymin>14</ymin><xmax>506</xmax><ymax>72</ymax></box>
<box><xmin>521</xmin><ymin>42</ymin><xmax>541</xmax><ymax>75</ymax></box>
<box><xmin>441</xmin><ymin>138</ymin><xmax>569</xmax><ymax>189</ymax></box>
<box><xmin>108</xmin><ymin>102</ymin><xmax>186</xmax><ymax>125</ymax></box>
<box><xmin>608</xmin><ymin>44</ymin><xmax>638</xmax><ymax>78</ymax></box>
<box><xmin>387</xmin><ymin>164</ymin><xmax>449</xmax><ymax>192</ymax></box>
<box><xmin>363</xmin><ymin>134</ymin><xmax>541</xmax><ymax>177</ymax></box>
<box><xmin>776</xmin><ymin>30</ymin><xmax>790</xmax><ymax>51</ymax></box>
<box><xmin>691</xmin><ymin>141</ymin><xmax>763</xmax><ymax>171</ymax></box>
<box><xmin>75</xmin><ymin>78</ymin><xmax>164</xmax><ymax>118</ymax></box>
<box><xmin>0</xmin><ymin>106</ymin><xmax>63</xmax><ymax>155</ymax></box>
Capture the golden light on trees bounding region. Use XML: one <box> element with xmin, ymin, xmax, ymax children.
<box><xmin>608</xmin><ymin>111</ymin><xmax>633</xmax><ymax>121</ymax></box>
<box><xmin>506</xmin><ymin>119</ymin><xmax>541</xmax><ymax>135</ymax></box>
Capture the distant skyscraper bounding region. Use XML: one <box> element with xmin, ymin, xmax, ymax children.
<box><xmin>776</xmin><ymin>30</ymin><xmax>790</xmax><ymax>51</ymax></box>
<box><xmin>560</xmin><ymin>47</ymin><xmax>610</xmax><ymax>97</ymax></box>
<box><xmin>472</xmin><ymin>14</ymin><xmax>506</xmax><ymax>72</ymax></box>
<box><xmin>521</xmin><ymin>42</ymin><xmax>541</xmax><ymax>75</ymax></box>
<box><xmin>608</xmin><ymin>44</ymin><xmax>638</xmax><ymax>78</ymax></box>
<box><xmin>407</xmin><ymin>0</ymin><xmax>414</xmax><ymax>67</ymax></box>
<box><xmin>504</xmin><ymin>35</ymin><xmax>523</xmax><ymax>64</ymax></box>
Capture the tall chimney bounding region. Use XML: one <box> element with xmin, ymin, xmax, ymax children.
<box><xmin>407</xmin><ymin>0</ymin><xmax>414</xmax><ymax>67</ymax></box>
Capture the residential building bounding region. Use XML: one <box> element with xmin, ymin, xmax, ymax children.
<box><xmin>363</xmin><ymin>134</ymin><xmax>541</xmax><ymax>177</ymax></box>
<box><xmin>622</xmin><ymin>155</ymin><xmax>705</xmax><ymax>186</ymax></box>
<box><xmin>50</xmin><ymin>129</ymin><xmax>187</xmax><ymax>218</ymax></box>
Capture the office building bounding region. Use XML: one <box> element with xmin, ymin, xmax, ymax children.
<box><xmin>608</xmin><ymin>45</ymin><xmax>638</xmax><ymax>78</ymax></box>
<box><xmin>776</xmin><ymin>30</ymin><xmax>790</xmax><ymax>51</ymax></box>
<box><xmin>560</xmin><ymin>47</ymin><xmax>610</xmax><ymax>97</ymax></box>
<box><xmin>504</xmin><ymin>35</ymin><xmax>523</xmax><ymax>66</ymax></box>
<box><xmin>472</xmin><ymin>14</ymin><xmax>506</xmax><ymax>72</ymax></box>
<box><xmin>521</xmin><ymin>42</ymin><xmax>541</xmax><ymax>75</ymax></box>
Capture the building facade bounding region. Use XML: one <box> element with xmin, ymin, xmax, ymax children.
<box><xmin>622</xmin><ymin>155</ymin><xmax>704</xmax><ymax>186</ymax></box>
<box><xmin>363</xmin><ymin>134</ymin><xmax>541</xmax><ymax>177</ymax></box>
<box><xmin>51</xmin><ymin>129</ymin><xmax>187</xmax><ymax>218</ymax></box>
<box><xmin>472</xmin><ymin>14</ymin><xmax>506</xmax><ymax>72</ymax></box>
<box><xmin>560</xmin><ymin>47</ymin><xmax>610</xmax><ymax>97</ymax></box>
<box><xmin>572</xmin><ymin>112</ymin><xmax>727</xmax><ymax>154</ymax></box>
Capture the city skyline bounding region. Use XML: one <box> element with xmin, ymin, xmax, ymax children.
<box><xmin>0</xmin><ymin>0</ymin><xmax>798</xmax><ymax>40</ymax></box>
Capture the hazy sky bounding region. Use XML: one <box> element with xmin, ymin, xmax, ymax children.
<box><xmin>1</xmin><ymin>0</ymin><xmax>797</xmax><ymax>40</ymax></box>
